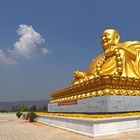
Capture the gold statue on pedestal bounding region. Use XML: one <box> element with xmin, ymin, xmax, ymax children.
<box><xmin>73</xmin><ymin>29</ymin><xmax>140</xmax><ymax>84</ymax></box>
<box><xmin>49</xmin><ymin>29</ymin><xmax>140</xmax><ymax>104</ymax></box>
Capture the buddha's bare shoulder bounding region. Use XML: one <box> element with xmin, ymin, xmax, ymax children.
<box><xmin>121</xmin><ymin>41</ymin><xmax>140</xmax><ymax>46</ymax></box>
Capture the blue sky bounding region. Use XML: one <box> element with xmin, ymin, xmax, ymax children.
<box><xmin>0</xmin><ymin>0</ymin><xmax>140</xmax><ymax>101</ymax></box>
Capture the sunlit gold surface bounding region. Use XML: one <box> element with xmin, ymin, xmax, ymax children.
<box><xmin>49</xmin><ymin>29</ymin><xmax>140</xmax><ymax>103</ymax></box>
<box><xmin>86</xmin><ymin>29</ymin><xmax>140</xmax><ymax>78</ymax></box>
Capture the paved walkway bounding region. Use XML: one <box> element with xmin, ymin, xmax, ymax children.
<box><xmin>0</xmin><ymin>113</ymin><xmax>140</xmax><ymax>140</ymax></box>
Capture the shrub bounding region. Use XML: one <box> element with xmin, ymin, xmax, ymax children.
<box><xmin>28</xmin><ymin>112</ymin><xmax>38</xmax><ymax>122</ymax></box>
<box><xmin>22</xmin><ymin>114</ymin><xmax>26</xmax><ymax>119</ymax></box>
<box><xmin>16</xmin><ymin>111</ymin><xmax>22</xmax><ymax>118</ymax></box>
<box><xmin>22</xmin><ymin>113</ymin><xmax>28</xmax><ymax>120</ymax></box>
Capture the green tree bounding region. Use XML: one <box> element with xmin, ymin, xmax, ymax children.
<box><xmin>42</xmin><ymin>105</ymin><xmax>48</xmax><ymax>112</ymax></box>
<box><xmin>30</xmin><ymin>105</ymin><xmax>37</xmax><ymax>112</ymax></box>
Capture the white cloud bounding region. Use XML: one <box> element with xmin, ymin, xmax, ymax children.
<box><xmin>0</xmin><ymin>24</ymin><xmax>48</xmax><ymax>64</ymax></box>
<box><xmin>41</xmin><ymin>48</ymin><xmax>49</xmax><ymax>54</ymax></box>
<box><xmin>0</xmin><ymin>49</ymin><xmax>17</xmax><ymax>64</ymax></box>
<box><xmin>13</xmin><ymin>24</ymin><xmax>45</xmax><ymax>59</ymax></box>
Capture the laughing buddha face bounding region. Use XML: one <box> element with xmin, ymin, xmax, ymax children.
<box><xmin>101</xmin><ymin>29</ymin><xmax>120</xmax><ymax>51</ymax></box>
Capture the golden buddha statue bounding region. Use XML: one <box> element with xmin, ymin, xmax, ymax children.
<box><xmin>73</xmin><ymin>29</ymin><xmax>140</xmax><ymax>84</ymax></box>
<box><xmin>49</xmin><ymin>29</ymin><xmax>140</xmax><ymax>104</ymax></box>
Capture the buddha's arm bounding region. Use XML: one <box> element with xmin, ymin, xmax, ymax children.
<box><xmin>119</xmin><ymin>46</ymin><xmax>136</xmax><ymax>60</ymax></box>
<box><xmin>136</xmin><ymin>49</ymin><xmax>140</xmax><ymax>74</ymax></box>
<box><xmin>119</xmin><ymin>42</ymin><xmax>140</xmax><ymax>60</ymax></box>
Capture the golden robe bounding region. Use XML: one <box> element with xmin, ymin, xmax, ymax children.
<box><xmin>86</xmin><ymin>41</ymin><xmax>140</xmax><ymax>78</ymax></box>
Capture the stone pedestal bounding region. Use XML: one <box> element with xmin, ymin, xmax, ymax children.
<box><xmin>48</xmin><ymin>95</ymin><xmax>140</xmax><ymax>113</ymax></box>
<box><xmin>37</xmin><ymin>115</ymin><xmax>140</xmax><ymax>137</ymax></box>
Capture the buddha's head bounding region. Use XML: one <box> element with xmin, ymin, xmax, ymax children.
<box><xmin>101</xmin><ymin>29</ymin><xmax>120</xmax><ymax>50</ymax></box>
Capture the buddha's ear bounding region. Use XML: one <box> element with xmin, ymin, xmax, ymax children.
<box><xmin>115</xmin><ymin>34</ymin><xmax>120</xmax><ymax>43</ymax></box>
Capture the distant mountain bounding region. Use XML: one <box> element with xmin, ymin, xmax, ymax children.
<box><xmin>0</xmin><ymin>100</ymin><xmax>49</xmax><ymax>111</ymax></box>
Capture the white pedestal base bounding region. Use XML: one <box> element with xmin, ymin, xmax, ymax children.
<box><xmin>37</xmin><ymin>115</ymin><xmax>140</xmax><ymax>137</ymax></box>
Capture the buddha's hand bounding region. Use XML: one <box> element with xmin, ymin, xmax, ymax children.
<box><xmin>73</xmin><ymin>70</ymin><xmax>86</xmax><ymax>79</ymax></box>
<box><xmin>105</xmin><ymin>45</ymin><xmax>119</xmax><ymax>57</ymax></box>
